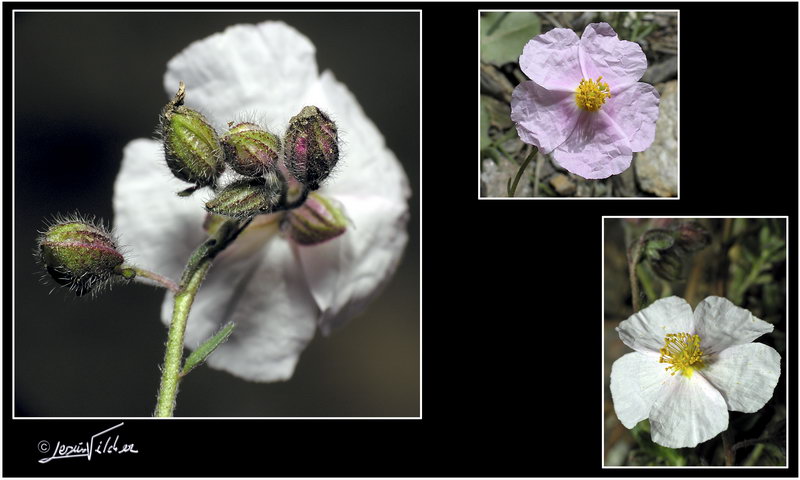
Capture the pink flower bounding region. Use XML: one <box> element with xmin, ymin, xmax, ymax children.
<box><xmin>510</xmin><ymin>23</ymin><xmax>660</xmax><ymax>179</ymax></box>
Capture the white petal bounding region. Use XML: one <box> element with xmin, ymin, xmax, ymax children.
<box><xmin>700</xmin><ymin>343</ymin><xmax>781</xmax><ymax>413</ymax></box>
<box><xmin>649</xmin><ymin>374</ymin><xmax>729</xmax><ymax>448</ymax></box>
<box><xmin>305</xmin><ymin>71</ymin><xmax>411</xmax><ymax>201</ymax></box>
<box><xmin>616</xmin><ymin>296</ymin><xmax>694</xmax><ymax>354</ymax></box>
<box><xmin>163</xmin><ymin>236</ymin><xmax>319</xmax><ymax>382</ymax></box>
<box><xmin>694</xmin><ymin>296</ymin><xmax>774</xmax><ymax>354</ymax></box>
<box><xmin>112</xmin><ymin>138</ymin><xmax>207</xmax><ymax>280</ymax></box>
<box><xmin>295</xmin><ymin>193</ymin><xmax>408</xmax><ymax>335</ymax></box>
<box><xmin>164</xmin><ymin>22</ymin><xmax>320</xmax><ymax>130</ymax></box>
<box><xmin>292</xmin><ymin>72</ymin><xmax>410</xmax><ymax>335</ymax></box>
<box><xmin>610</xmin><ymin>352</ymin><xmax>669</xmax><ymax>428</ymax></box>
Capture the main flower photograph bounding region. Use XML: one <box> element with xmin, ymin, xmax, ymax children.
<box><xmin>15</xmin><ymin>12</ymin><xmax>420</xmax><ymax>417</ymax></box>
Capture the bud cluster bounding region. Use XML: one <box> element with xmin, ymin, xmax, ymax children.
<box><xmin>159</xmin><ymin>82</ymin><xmax>340</xmax><ymax>220</ymax></box>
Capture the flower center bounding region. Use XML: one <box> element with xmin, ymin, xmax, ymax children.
<box><xmin>659</xmin><ymin>332</ymin><xmax>705</xmax><ymax>378</ymax></box>
<box><xmin>575</xmin><ymin>76</ymin><xmax>611</xmax><ymax>112</ymax></box>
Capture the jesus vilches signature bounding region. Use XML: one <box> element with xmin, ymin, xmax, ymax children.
<box><xmin>38</xmin><ymin>422</ymin><xmax>138</xmax><ymax>463</ymax></box>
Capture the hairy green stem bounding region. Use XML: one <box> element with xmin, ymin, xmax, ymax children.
<box><xmin>119</xmin><ymin>265</ymin><xmax>179</xmax><ymax>293</ymax></box>
<box><xmin>153</xmin><ymin>217</ymin><xmax>251</xmax><ymax>417</ymax></box>
<box><xmin>154</xmin><ymin>260</ymin><xmax>210</xmax><ymax>417</ymax></box>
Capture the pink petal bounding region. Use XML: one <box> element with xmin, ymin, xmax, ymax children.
<box><xmin>510</xmin><ymin>81</ymin><xmax>579</xmax><ymax>153</ymax></box>
<box><xmin>604</xmin><ymin>82</ymin><xmax>660</xmax><ymax>152</ymax></box>
<box><xmin>519</xmin><ymin>28</ymin><xmax>583</xmax><ymax>91</ymax></box>
<box><xmin>579</xmin><ymin>23</ymin><xmax>647</xmax><ymax>90</ymax></box>
<box><xmin>552</xmin><ymin>110</ymin><xmax>633</xmax><ymax>179</ymax></box>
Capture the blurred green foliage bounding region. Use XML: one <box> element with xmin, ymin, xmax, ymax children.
<box><xmin>480</xmin><ymin>12</ymin><xmax>540</xmax><ymax>65</ymax></box>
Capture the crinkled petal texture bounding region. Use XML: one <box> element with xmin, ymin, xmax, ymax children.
<box><xmin>114</xmin><ymin>21</ymin><xmax>410</xmax><ymax>382</ymax></box>
<box><xmin>552</xmin><ymin>111</ymin><xmax>633</xmax><ymax>179</ymax></box>
<box><xmin>519</xmin><ymin>28</ymin><xmax>583</xmax><ymax>91</ymax></box>
<box><xmin>510</xmin><ymin>81</ymin><xmax>578</xmax><ymax>154</ymax></box>
<box><xmin>616</xmin><ymin>296</ymin><xmax>694</xmax><ymax>354</ymax></box>
<box><xmin>610</xmin><ymin>351</ymin><xmax>669</xmax><ymax>428</ymax></box>
<box><xmin>701</xmin><ymin>343</ymin><xmax>781</xmax><ymax>413</ymax></box>
<box><xmin>602</xmin><ymin>82</ymin><xmax>660</xmax><ymax>152</ymax></box>
<box><xmin>512</xmin><ymin>22</ymin><xmax>658</xmax><ymax>179</ymax></box>
<box><xmin>694</xmin><ymin>296</ymin><xmax>774</xmax><ymax>355</ymax></box>
<box><xmin>649</xmin><ymin>374</ymin><xmax>729</xmax><ymax>448</ymax></box>
<box><xmin>578</xmin><ymin>23</ymin><xmax>648</xmax><ymax>89</ymax></box>
<box><xmin>611</xmin><ymin>296</ymin><xmax>782</xmax><ymax>449</ymax></box>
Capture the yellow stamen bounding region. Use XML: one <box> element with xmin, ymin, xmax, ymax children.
<box><xmin>658</xmin><ymin>332</ymin><xmax>706</xmax><ymax>378</ymax></box>
<box><xmin>575</xmin><ymin>76</ymin><xmax>612</xmax><ymax>112</ymax></box>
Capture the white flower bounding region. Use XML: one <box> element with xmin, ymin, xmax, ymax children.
<box><xmin>112</xmin><ymin>22</ymin><xmax>410</xmax><ymax>382</ymax></box>
<box><xmin>610</xmin><ymin>296</ymin><xmax>781</xmax><ymax>448</ymax></box>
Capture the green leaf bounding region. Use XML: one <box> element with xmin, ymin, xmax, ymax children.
<box><xmin>480</xmin><ymin>12</ymin><xmax>541</xmax><ymax>65</ymax></box>
<box><xmin>181</xmin><ymin>321</ymin><xmax>235</xmax><ymax>376</ymax></box>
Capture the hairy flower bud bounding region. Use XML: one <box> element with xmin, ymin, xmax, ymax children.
<box><xmin>282</xmin><ymin>193</ymin><xmax>347</xmax><ymax>245</ymax></box>
<box><xmin>284</xmin><ymin>106</ymin><xmax>338</xmax><ymax>190</ymax></box>
<box><xmin>221</xmin><ymin>122</ymin><xmax>281</xmax><ymax>177</ymax></box>
<box><xmin>36</xmin><ymin>217</ymin><xmax>125</xmax><ymax>296</ymax></box>
<box><xmin>674</xmin><ymin>222</ymin><xmax>711</xmax><ymax>253</ymax></box>
<box><xmin>160</xmin><ymin>82</ymin><xmax>225</xmax><ymax>194</ymax></box>
<box><xmin>205</xmin><ymin>171</ymin><xmax>286</xmax><ymax>219</ymax></box>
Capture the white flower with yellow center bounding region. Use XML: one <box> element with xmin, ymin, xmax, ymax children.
<box><xmin>610</xmin><ymin>296</ymin><xmax>781</xmax><ymax>448</ymax></box>
<box><xmin>113</xmin><ymin>22</ymin><xmax>410</xmax><ymax>382</ymax></box>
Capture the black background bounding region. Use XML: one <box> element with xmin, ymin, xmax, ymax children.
<box><xmin>6</xmin><ymin>1</ymin><xmax>799</xmax><ymax>477</ymax></box>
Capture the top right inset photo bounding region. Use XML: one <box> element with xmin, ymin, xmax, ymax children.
<box><xmin>480</xmin><ymin>11</ymin><xmax>678</xmax><ymax>198</ymax></box>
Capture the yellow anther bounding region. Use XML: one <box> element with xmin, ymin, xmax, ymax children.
<box><xmin>658</xmin><ymin>332</ymin><xmax>706</xmax><ymax>378</ymax></box>
<box><xmin>575</xmin><ymin>76</ymin><xmax>612</xmax><ymax>112</ymax></box>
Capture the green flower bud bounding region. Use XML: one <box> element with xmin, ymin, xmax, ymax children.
<box><xmin>284</xmin><ymin>106</ymin><xmax>338</xmax><ymax>190</ymax></box>
<box><xmin>282</xmin><ymin>192</ymin><xmax>347</xmax><ymax>245</ymax></box>
<box><xmin>205</xmin><ymin>172</ymin><xmax>286</xmax><ymax>219</ymax></box>
<box><xmin>36</xmin><ymin>217</ymin><xmax>125</xmax><ymax>296</ymax></box>
<box><xmin>159</xmin><ymin>82</ymin><xmax>225</xmax><ymax>193</ymax></box>
<box><xmin>221</xmin><ymin>122</ymin><xmax>281</xmax><ymax>177</ymax></box>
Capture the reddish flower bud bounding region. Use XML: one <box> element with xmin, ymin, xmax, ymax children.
<box><xmin>36</xmin><ymin>217</ymin><xmax>125</xmax><ymax>296</ymax></box>
<box><xmin>284</xmin><ymin>106</ymin><xmax>338</xmax><ymax>190</ymax></box>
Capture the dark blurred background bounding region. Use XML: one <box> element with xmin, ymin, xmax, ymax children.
<box><xmin>15</xmin><ymin>12</ymin><xmax>420</xmax><ymax>417</ymax></box>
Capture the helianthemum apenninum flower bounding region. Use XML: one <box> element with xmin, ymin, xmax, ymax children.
<box><xmin>511</xmin><ymin>22</ymin><xmax>660</xmax><ymax>179</ymax></box>
<box><xmin>113</xmin><ymin>21</ymin><xmax>410</xmax><ymax>382</ymax></box>
<box><xmin>610</xmin><ymin>296</ymin><xmax>781</xmax><ymax>448</ymax></box>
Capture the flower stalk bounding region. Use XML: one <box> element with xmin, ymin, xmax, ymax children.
<box><xmin>116</xmin><ymin>264</ymin><xmax>179</xmax><ymax>293</ymax></box>
<box><xmin>507</xmin><ymin>147</ymin><xmax>537</xmax><ymax>197</ymax></box>
<box><xmin>154</xmin><ymin>217</ymin><xmax>251</xmax><ymax>417</ymax></box>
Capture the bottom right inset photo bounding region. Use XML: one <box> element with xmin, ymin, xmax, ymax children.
<box><xmin>603</xmin><ymin>217</ymin><xmax>787</xmax><ymax>467</ymax></box>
